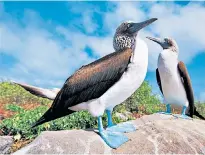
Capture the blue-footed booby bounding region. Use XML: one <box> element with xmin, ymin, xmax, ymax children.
<box><xmin>147</xmin><ymin>37</ymin><xmax>205</xmax><ymax>120</ymax></box>
<box><xmin>15</xmin><ymin>18</ymin><xmax>158</xmax><ymax>148</ymax></box>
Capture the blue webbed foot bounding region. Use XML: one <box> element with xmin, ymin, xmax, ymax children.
<box><xmin>106</xmin><ymin>122</ymin><xmax>137</xmax><ymax>133</ymax></box>
<box><xmin>173</xmin><ymin>114</ymin><xmax>192</xmax><ymax>120</ymax></box>
<box><xmin>157</xmin><ymin>111</ymin><xmax>172</xmax><ymax>115</ymax></box>
<box><xmin>173</xmin><ymin>106</ymin><xmax>193</xmax><ymax>120</ymax></box>
<box><xmin>98</xmin><ymin>116</ymin><xmax>129</xmax><ymax>148</ymax></box>
<box><xmin>157</xmin><ymin>104</ymin><xmax>172</xmax><ymax>115</ymax></box>
<box><xmin>99</xmin><ymin>130</ymin><xmax>129</xmax><ymax>148</ymax></box>
<box><xmin>105</xmin><ymin>110</ymin><xmax>136</xmax><ymax>133</ymax></box>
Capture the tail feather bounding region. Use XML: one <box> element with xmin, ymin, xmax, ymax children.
<box><xmin>31</xmin><ymin>117</ymin><xmax>47</xmax><ymax>128</ymax></box>
<box><xmin>194</xmin><ymin>108</ymin><xmax>205</xmax><ymax>120</ymax></box>
<box><xmin>186</xmin><ymin>106</ymin><xmax>205</xmax><ymax>120</ymax></box>
<box><xmin>31</xmin><ymin>109</ymin><xmax>75</xmax><ymax>128</ymax></box>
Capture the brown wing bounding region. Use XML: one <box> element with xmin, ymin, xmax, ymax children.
<box><xmin>31</xmin><ymin>48</ymin><xmax>132</xmax><ymax>127</ymax></box>
<box><xmin>55</xmin><ymin>48</ymin><xmax>132</xmax><ymax>108</ymax></box>
<box><xmin>178</xmin><ymin>61</ymin><xmax>194</xmax><ymax>117</ymax></box>
<box><xmin>156</xmin><ymin>68</ymin><xmax>163</xmax><ymax>95</ymax></box>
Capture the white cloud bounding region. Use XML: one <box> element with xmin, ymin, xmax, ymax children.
<box><xmin>1</xmin><ymin>1</ymin><xmax>205</xmax><ymax>90</ymax></box>
<box><xmin>104</xmin><ymin>2</ymin><xmax>146</xmax><ymax>34</ymax></box>
<box><xmin>82</xmin><ymin>11</ymin><xmax>98</xmax><ymax>34</ymax></box>
<box><xmin>0</xmin><ymin>8</ymin><xmax>94</xmax><ymax>88</ymax></box>
<box><xmin>147</xmin><ymin>3</ymin><xmax>205</xmax><ymax>66</ymax></box>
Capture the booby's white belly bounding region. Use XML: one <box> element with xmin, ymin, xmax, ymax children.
<box><xmin>69</xmin><ymin>38</ymin><xmax>148</xmax><ymax>117</ymax></box>
<box><xmin>158</xmin><ymin>50</ymin><xmax>188</xmax><ymax>107</ymax></box>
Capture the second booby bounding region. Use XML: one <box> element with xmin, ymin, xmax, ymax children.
<box><xmin>147</xmin><ymin>36</ymin><xmax>205</xmax><ymax>120</ymax></box>
<box><xmin>15</xmin><ymin>18</ymin><xmax>158</xmax><ymax>148</ymax></box>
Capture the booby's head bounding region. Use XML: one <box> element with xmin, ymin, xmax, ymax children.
<box><xmin>146</xmin><ymin>37</ymin><xmax>179</xmax><ymax>53</ymax></box>
<box><xmin>113</xmin><ymin>18</ymin><xmax>157</xmax><ymax>51</ymax></box>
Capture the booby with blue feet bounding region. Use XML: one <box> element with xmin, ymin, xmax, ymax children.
<box><xmin>17</xmin><ymin>18</ymin><xmax>158</xmax><ymax>148</ymax></box>
<box><xmin>147</xmin><ymin>36</ymin><xmax>205</xmax><ymax>120</ymax></box>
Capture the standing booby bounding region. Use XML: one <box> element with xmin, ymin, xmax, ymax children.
<box><xmin>22</xmin><ymin>18</ymin><xmax>157</xmax><ymax>148</ymax></box>
<box><xmin>147</xmin><ymin>37</ymin><xmax>205</xmax><ymax>120</ymax></box>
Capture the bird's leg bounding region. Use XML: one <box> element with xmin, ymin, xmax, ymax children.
<box><xmin>97</xmin><ymin>116</ymin><xmax>128</xmax><ymax>149</ymax></box>
<box><xmin>106</xmin><ymin>109</ymin><xmax>115</xmax><ymax>127</ymax></box>
<box><xmin>106</xmin><ymin>110</ymin><xmax>136</xmax><ymax>133</ymax></box>
<box><xmin>173</xmin><ymin>106</ymin><xmax>192</xmax><ymax>120</ymax></box>
<box><xmin>158</xmin><ymin>104</ymin><xmax>172</xmax><ymax>115</ymax></box>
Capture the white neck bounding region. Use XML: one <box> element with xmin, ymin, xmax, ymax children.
<box><xmin>131</xmin><ymin>38</ymin><xmax>148</xmax><ymax>64</ymax></box>
<box><xmin>158</xmin><ymin>49</ymin><xmax>178</xmax><ymax>67</ymax></box>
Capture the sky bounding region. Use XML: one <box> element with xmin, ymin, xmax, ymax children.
<box><xmin>0</xmin><ymin>1</ymin><xmax>205</xmax><ymax>102</ymax></box>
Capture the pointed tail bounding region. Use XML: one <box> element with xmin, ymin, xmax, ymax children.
<box><xmin>31</xmin><ymin>116</ymin><xmax>48</xmax><ymax>128</ymax></box>
<box><xmin>194</xmin><ymin>108</ymin><xmax>205</xmax><ymax>120</ymax></box>
<box><xmin>186</xmin><ymin>106</ymin><xmax>205</xmax><ymax>120</ymax></box>
<box><xmin>31</xmin><ymin>109</ymin><xmax>75</xmax><ymax>128</ymax></box>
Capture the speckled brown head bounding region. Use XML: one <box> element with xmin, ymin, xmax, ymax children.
<box><xmin>113</xmin><ymin>18</ymin><xmax>158</xmax><ymax>51</ymax></box>
<box><xmin>146</xmin><ymin>37</ymin><xmax>179</xmax><ymax>53</ymax></box>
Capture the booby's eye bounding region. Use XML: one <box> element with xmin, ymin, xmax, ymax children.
<box><xmin>164</xmin><ymin>38</ymin><xmax>172</xmax><ymax>46</ymax></box>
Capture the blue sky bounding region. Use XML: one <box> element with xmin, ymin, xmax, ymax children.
<box><xmin>0</xmin><ymin>1</ymin><xmax>205</xmax><ymax>102</ymax></box>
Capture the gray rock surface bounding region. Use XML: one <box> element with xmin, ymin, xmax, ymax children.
<box><xmin>13</xmin><ymin>114</ymin><xmax>205</xmax><ymax>154</ymax></box>
<box><xmin>0</xmin><ymin>136</ymin><xmax>13</xmax><ymax>154</ymax></box>
<box><xmin>115</xmin><ymin>111</ymin><xmax>133</xmax><ymax>121</ymax></box>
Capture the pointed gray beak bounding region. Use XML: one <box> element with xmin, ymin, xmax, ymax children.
<box><xmin>146</xmin><ymin>36</ymin><xmax>163</xmax><ymax>45</ymax></box>
<box><xmin>127</xmin><ymin>18</ymin><xmax>158</xmax><ymax>34</ymax></box>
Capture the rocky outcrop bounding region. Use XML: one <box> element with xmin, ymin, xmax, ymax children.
<box><xmin>13</xmin><ymin>114</ymin><xmax>205</xmax><ymax>154</ymax></box>
<box><xmin>0</xmin><ymin>136</ymin><xmax>13</xmax><ymax>154</ymax></box>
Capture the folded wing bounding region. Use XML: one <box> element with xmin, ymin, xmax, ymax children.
<box><xmin>32</xmin><ymin>48</ymin><xmax>133</xmax><ymax>127</ymax></box>
<box><xmin>156</xmin><ymin>68</ymin><xmax>163</xmax><ymax>95</ymax></box>
<box><xmin>52</xmin><ymin>48</ymin><xmax>132</xmax><ymax>109</ymax></box>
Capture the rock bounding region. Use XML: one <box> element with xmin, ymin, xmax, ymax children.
<box><xmin>0</xmin><ymin>136</ymin><xmax>13</xmax><ymax>154</ymax></box>
<box><xmin>13</xmin><ymin>114</ymin><xmax>205</xmax><ymax>154</ymax></box>
<box><xmin>115</xmin><ymin>111</ymin><xmax>133</xmax><ymax>121</ymax></box>
<box><xmin>115</xmin><ymin>112</ymin><xmax>127</xmax><ymax>121</ymax></box>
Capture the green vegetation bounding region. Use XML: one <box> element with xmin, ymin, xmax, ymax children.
<box><xmin>0</xmin><ymin>81</ymin><xmax>204</xmax><ymax>141</ymax></box>
<box><xmin>5</xmin><ymin>104</ymin><xmax>23</xmax><ymax>112</ymax></box>
<box><xmin>194</xmin><ymin>101</ymin><xmax>205</xmax><ymax>118</ymax></box>
<box><xmin>0</xmin><ymin>81</ymin><xmax>50</xmax><ymax>105</ymax></box>
<box><xmin>116</xmin><ymin>81</ymin><xmax>164</xmax><ymax>114</ymax></box>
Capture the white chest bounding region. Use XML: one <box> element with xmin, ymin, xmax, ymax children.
<box><xmin>69</xmin><ymin>38</ymin><xmax>149</xmax><ymax>117</ymax></box>
<box><xmin>158</xmin><ymin>50</ymin><xmax>188</xmax><ymax>107</ymax></box>
<box><xmin>100</xmin><ymin>38</ymin><xmax>148</xmax><ymax>109</ymax></box>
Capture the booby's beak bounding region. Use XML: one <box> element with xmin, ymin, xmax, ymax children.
<box><xmin>127</xmin><ymin>18</ymin><xmax>158</xmax><ymax>34</ymax></box>
<box><xmin>146</xmin><ymin>36</ymin><xmax>164</xmax><ymax>45</ymax></box>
